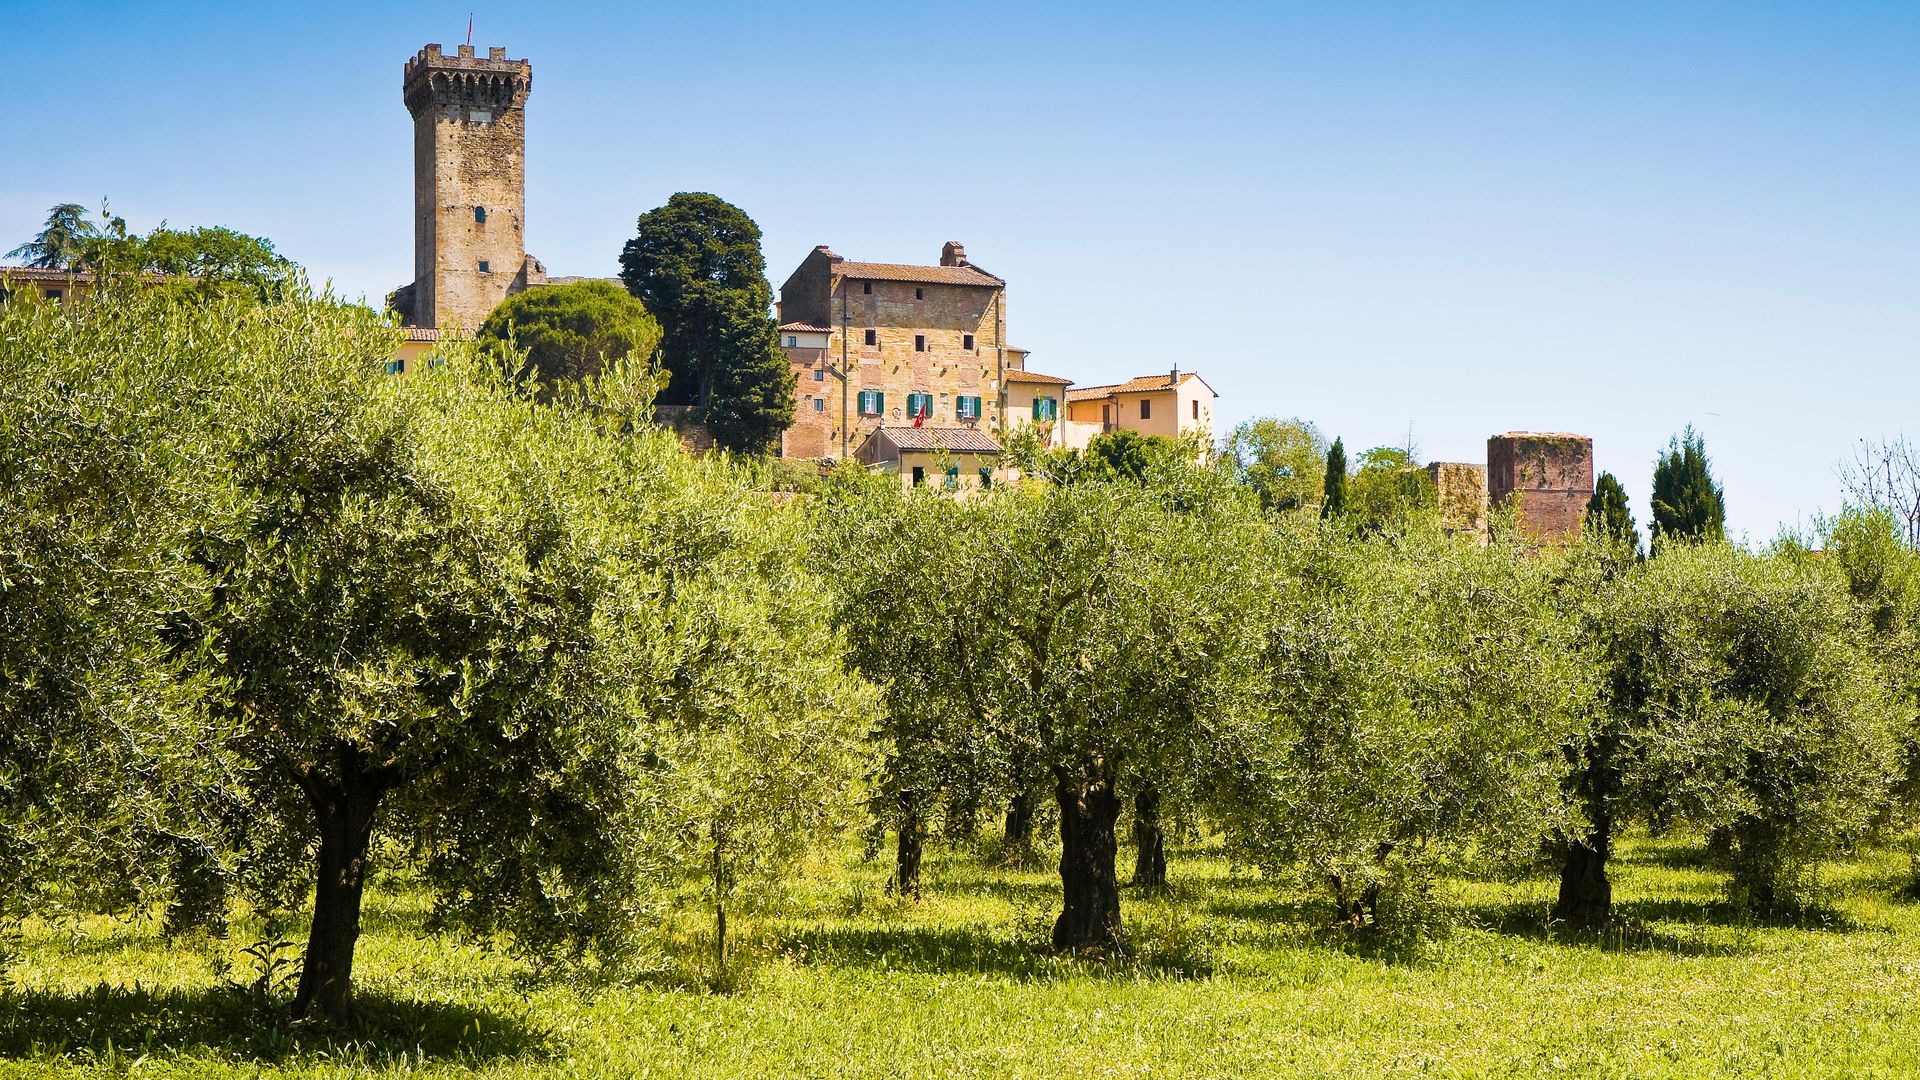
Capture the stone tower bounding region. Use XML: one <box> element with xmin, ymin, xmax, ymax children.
<box><xmin>401</xmin><ymin>44</ymin><xmax>538</xmax><ymax>330</ymax></box>
<box><xmin>1486</xmin><ymin>432</ymin><xmax>1594</xmax><ymax>543</ymax></box>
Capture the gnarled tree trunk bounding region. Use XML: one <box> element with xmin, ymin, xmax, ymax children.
<box><xmin>1131</xmin><ymin>782</ymin><xmax>1167</xmax><ymax>889</ymax></box>
<box><xmin>292</xmin><ymin>765</ymin><xmax>386</xmax><ymax>1023</ymax></box>
<box><xmin>894</xmin><ymin>790</ymin><xmax>925</xmax><ymax>899</ymax></box>
<box><xmin>1553</xmin><ymin>813</ymin><xmax>1612</xmax><ymax>928</ymax></box>
<box><xmin>1005</xmin><ymin>791</ymin><xmax>1035</xmax><ymax>848</ymax></box>
<box><xmin>1052</xmin><ymin>756</ymin><xmax>1122</xmax><ymax>951</ymax></box>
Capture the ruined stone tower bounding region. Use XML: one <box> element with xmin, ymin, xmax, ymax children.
<box><xmin>401</xmin><ymin>44</ymin><xmax>538</xmax><ymax>330</ymax></box>
<box><xmin>1487</xmin><ymin>432</ymin><xmax>1594</xmax><ymax>543</ymax></box>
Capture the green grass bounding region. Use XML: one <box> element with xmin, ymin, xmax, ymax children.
<box><xmin>6</xmin><ymin>836</ymin><xmax>1920</xmax><ymax>1077</ymax></box>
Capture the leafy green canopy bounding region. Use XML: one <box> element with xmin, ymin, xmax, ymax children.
<box><xmin>1651</xmin><ymin>426</ymin><xmax>1726</xmax><ymax>545</ymax></box>
<box><xmin>617</xmin><ymin>193</ymin><xmax>795</xmax><ymax>455</ymax></box>
<box><xmin>1216</xmin><ymin>519</ymin><xmax>1593</xmax><ymax>939</ymax></box>
<box><xmin>5</xmin><ymin>203</ymin><xmax>294</xmax><ymax>302</ymax></box>
<box><xmin>1224</xmin><ymin>416</ymin><xmax>1328</xmax><ymax>513</ymax></box>
<box><xmin>478</xmin><ymin>279</ymin><xmax>663</xmax><ymax>384</ymax></box>
<box><xmin>0</xmin><ymin>285</ymin><xmax>871</xmax><ymax>1019</ymax></box>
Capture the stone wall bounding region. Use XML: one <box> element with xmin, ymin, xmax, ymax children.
<box><xmin>1428</xmin><ymin>462</ymin><xmax>1489</xmax><ymax>540</ymax></box>
<box><xmin>1486</xmin><ymin>433</ymin><xmax>1593</xmax><ymax>543</ymax></box>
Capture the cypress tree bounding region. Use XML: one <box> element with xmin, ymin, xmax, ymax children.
<box><xmin>1650</xmin><ymin>427</ymin><xmax>1726</xmax><ymax>545</ymax></box>
<box><xmin>1321</xmin><ymin>438</ymin><xmax>1349</xmax><ymax>519</ymax></box>
<box><xmin>1585</xmin><ymin>471</ymin><xmax>1642</xmax><ymax>553</ymax></box>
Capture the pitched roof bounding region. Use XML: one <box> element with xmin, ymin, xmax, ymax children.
<box><xmin>401</xmin><ymin>327</ymin><xmax>470</xmax><ymax>342</ymax></box>
<box><xmin>778</xmin><ymin>321</ymin><xmax>832</xmax><ymax>333</ymax></box>
<box><xmin>1065</xmin><ymin>372</ymin><xmax>1216</xmax><ymax>401</ymax></box>
<box><xmin>836</xmin><ymin>261</ymin><xmax>1004</xmax><ymax>287</ymax></box>
<box><xmin>874</xmin><ymin>426</ymin><xmax>1003</xmax><ymax>453</ymax></box>
<box><xmin>1004</xmin><ymin>369</ymin><xmax>1073</xmax><ymax>385</ymax></box>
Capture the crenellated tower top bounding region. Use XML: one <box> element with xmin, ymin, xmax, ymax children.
<box><xmin>403</xmin><ymin>44</ymin><xmax>531</xmax><ymax>120</ymax></box>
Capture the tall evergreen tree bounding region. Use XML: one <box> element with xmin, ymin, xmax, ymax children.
<box><xmin>618</xmin><ymin>193</ymin><xmax>795</xmax><ymax>455</ymax></box>
<box><xmin>6</xmin><ymin>203</ymin><xmax>98</xmax><ymax>270</ymax></box>
<box><xmin>1585</xmin><ymin>471</ymin><xmax>1642</xmax><ymax>553</ymax></box>
<box><xmin>1320</xmin><ymin>438</ymin><xmax>1349</xmax><ymax>520</ymax></box>
<box><xmin>1650</xmin><ymin>427</ymin><xmax>1725</xmax><ymax>544</ymax></box>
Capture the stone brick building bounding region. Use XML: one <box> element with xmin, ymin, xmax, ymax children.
<box><xmin>394</xmin><ymin>44</ymin><xmax>546</xmax><ymax>332</ymax></box>
<box><xmin>1487</xmin><ymin>432</ymin><xmax>1594</xmax><ymax>543</ymax></box>
<box><xmin>774</xmin><ymin>241</ymin><xmax>1072</xmax><ymax>464</ymax></box>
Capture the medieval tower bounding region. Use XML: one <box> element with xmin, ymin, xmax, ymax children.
<box><xmin>400</xmin><ymin>44</ymin><xmax>539</xmax><ymax>330</ymax></box>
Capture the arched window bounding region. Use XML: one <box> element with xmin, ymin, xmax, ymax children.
<box><xmin>474</xmin><ymin>206</ymin><xmax>487</xmax><ymax>224</ymax></box>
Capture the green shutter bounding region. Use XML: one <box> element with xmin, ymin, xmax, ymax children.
<box><xmin>876</xmin><ymin>391</ymin><xmax>884</xmax><ymax>414</ymax></box>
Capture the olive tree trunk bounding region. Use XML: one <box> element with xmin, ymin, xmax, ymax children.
<box><xmin>1553</xmin><ymin>815</ymin><xmax>1613</xmax><ymax>928</ymax></box>
<box><xmin>292</xmin><ymin>767</ymin><xmax>386</xmax><ymax>1023</ymax></box>
<box><xmin>1131</xmin><ymin>782</ymin><xmax>1167</xmax><ymax>889</ymax></box>
<box><xmin>894</xmin><ymin>790</ymin><xmax>925</xmax><ymax>899</ymax></box>
<box><xmin>1052</xmin><ymin>757</ymin><xmax>1122</xmax><ymax>951</ymax></box>
<box><xmin>1005</xmin><ymin>791</ymin><xmax>1035</xmax><ymax>847</ymax></box>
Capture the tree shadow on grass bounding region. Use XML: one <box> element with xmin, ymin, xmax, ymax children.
<box><xmin>1474</xmin><ymin>895</ymin><xmax>1855</xmax><ymax>957</ymax></box>
<box><xmin>0</xmin><ymin>983</ymin><xmax>552</xmax><ymax>1067</ymax></box>
<box><xmin>778</xmin><ymin>922</ymin><xmax>1213</xmax><ymax>981</ymax></box>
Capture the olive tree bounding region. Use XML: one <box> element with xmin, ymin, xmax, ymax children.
<box><xmin>1218</xmin><ymin>519</ymin><xmax>1592</xmax><ymax>937</ymax></box>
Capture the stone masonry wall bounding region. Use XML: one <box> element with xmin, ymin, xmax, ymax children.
<box><xmin>405</xmin><ymin>44</ymin><xmax>531</xmax><ymax>330</ymax></box>
<box><xmin>779</xmin><ymin>257</ymin><xmax>1009</xmax><ymax>460</ymax></box>
<box><xmin>1486</xmin><ymin>433</ymin><xmax>1593</xmax><ymax>543</ymax></box>
<box><xmin>1428</xmin><ymin>462</ymin><xmax>1489</xmax><ymax>541</ymax></box>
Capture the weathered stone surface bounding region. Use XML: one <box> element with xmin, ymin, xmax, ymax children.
<box><xmin>1428</xmin><ymin>461</ymin><xmax>1489</xmax><ymax>541</ymax></box>
<box><xmin>403</xmin><ymin>43</ymin><xmax>535</xmax><ymax>331</ymax></box>
<box><xmin>1486</xmin><ymin>432</ymin><xmax>1593</xmax><ymax>544</ymax></box>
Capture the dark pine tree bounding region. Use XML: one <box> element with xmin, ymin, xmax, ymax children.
<box><xmin>1320</xmin><ymin>438</ymin><xmax>1349</xmax><ymax>519</ymax></box>
<box><xmin>1584</xmin><ymin>471</ymin><xmax>1642</xmax><ymax>553</ymax></box>
<box><xmin>1650</xmin><ymin>427</ymin><xmax>1726</xmax><ymax>545</ymax></box>
<box><xmin>618</xmin><ymin>193</ymin><xmax>796</xmax><ymax>455</ymax></box>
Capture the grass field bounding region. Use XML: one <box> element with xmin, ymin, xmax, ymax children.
<box><xmin>5</xmin><ymin>835</ymin><xmax>1920</xmax><ymax>1078</ymax></box>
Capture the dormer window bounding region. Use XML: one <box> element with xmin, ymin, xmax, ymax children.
<box><xmin>475</xmin><ymin>206</ymin><xmax>487</xmax><ymax>224</ymax></box>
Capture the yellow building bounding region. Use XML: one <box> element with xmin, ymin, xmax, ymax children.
<box><xmin>1062</xmin><ymin>368</ymin><xmax>1217</xmax><ymax>453</ymax></box>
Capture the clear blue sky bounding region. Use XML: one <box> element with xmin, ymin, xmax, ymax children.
<box><xmin>3</xmin><ymin>1</ymin><xmax>1915</xmax><ymax>539</ymax></box>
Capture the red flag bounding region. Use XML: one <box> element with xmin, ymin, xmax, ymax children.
<box><xmin>466</xmin><ymin>14</ymin><xmax>474</xmax><ymax>46</ymax></box>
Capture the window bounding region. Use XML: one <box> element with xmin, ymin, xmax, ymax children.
<box><xmin>1102</xmin><ymin>404</ymin><xmax>1112</xmax><ymax>425</ymax></box>
<box><xmin>907</xmin><ymin>392</ymin><xmax>932</xmax><ymax>419</ymax></box>
<box><xmin>1140</xmin><ymin>398</ymin><xmax>1151</xmax><ymax>420</ymax></box>
<box><xmin>785</xmin><ymin>335</ymin><xmax>797</xmax><ymax>347</ymax></box>
<box><xmin>913</xmin><ymin>334</ymin><xmax>925</xmax><ymax>352</ymax></box>
<box><xmin>979</xmin><ymin>468</ymin><xmax>993</xmax><ymax>490</ymax></box>
<box><xmin>858</xmin><ymin>389</ymin><xmax>884</xmax><ymax>416</ymax></box>
<box><xmin>963</xmin><ymin>333</ymin><xmax>974</xmax><ymax>351</ymax></box>
<box><xmin>864</xmin><ymin>328</ymin><xmax>877</xmax><ymax>346</ymax></box>
<box><xmin>474</xmin><ymin>206</ymin><xmax>486</xmax><ymax>223</ymax></box>
<box><xmin>863</xmin><ymin>281</ymin><xmax>872</xmax><ymax>295</ymax></box>
<box><xmin>45</xmin><ymin>289</ymin><xmax>64</xmax><ymax>302</ymax></box>
<box><xmin>813</xmin><ymin>368</ymin><xmax>825</xmax><ymax>382</ymax></box>
<box><xmin>478</xmin><ymin>261</ymin><xmax>491</xmax><ymax>274</ymax></box>
<box><xmin>915</xmin><ymin>288</ymin><xmax>924</xmax><ymax>300</ymax></box>
<box><xmin>911</xmin><ymin>466</ymin><xmax>925</xmax><ymax>486</ymax></box>
<box><xmin>1033</xmin><ymin>396</ymin><xmax>1058</xmax><ymax>421</ymax></box>
<box><xmin>957</xmin><ymin>395</ymin><xmax>981</xmax><ymax>420</ymax></box>
<box><xmin>1192</xmin><ymin>399</ymin><xmax>1200</xmax><ymax>420</ymax></box>
<box><xmin>943</xmin><ymin>466</ymin><xmax>960</xmax><ymax>491</ymax></box>
<box><xmin>384</xmin><ymin>357</ymin><xmax>404</xmax><ymax>375</ymax></box>
<box><xmin>813</xmin><ymin>397</ymin><xmax>825</xmax><ymax>413</ymax></box>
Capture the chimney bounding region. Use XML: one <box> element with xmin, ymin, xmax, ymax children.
<box><xmin>1170</xmin><ymin>363</ymin><xmax>1180</xmax><ymax>386</ymax></box>
<box><xmin>940</xmin><ymin>241</ymin><xmax>967</xmax><ymax>267</ymax></box>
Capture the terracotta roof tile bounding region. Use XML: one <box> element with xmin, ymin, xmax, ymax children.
<box><xmin>874</xmin><ymin>426</ymin><xmax>1003</xmax><ymax>453</ymax></box>
<box><xmin>836</xmin><ymin>261</ymin><xmax>1004</xmax><ymax>287</ymax></box>
<box><xmin>778</xmin><ymin>321</ymin><xmax>832</xmax><ymax>333</ymax></box>
<box><xmin>1004</xmin><ymin>369</ymin><xmax>1073</xmax><ymax>385</ymax></box>
<box><xmin>1066</xmin><ymin>372</ymin><xmax>1215</xmax><ymax>401</ymax></box>
<box><xmin>401</xmin><ymin>327</ymin><xmax>470</xmax><ymax>341</ymax></box>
